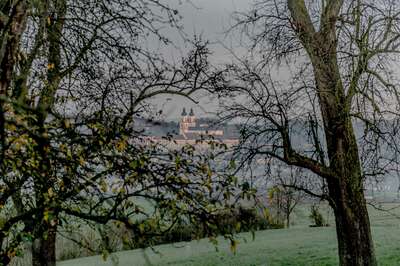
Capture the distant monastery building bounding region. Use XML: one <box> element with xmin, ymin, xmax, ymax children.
<box><xmin>179</xmin><ymin>107</ymin><xmax>223</xmax><ymax>137</ymax></box>
<box><xmin>138</xmin><ymin>108</ymin><xmax>239</xmax><ymax>146</ymax></box>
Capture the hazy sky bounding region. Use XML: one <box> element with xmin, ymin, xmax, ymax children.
<box><xmin>151</xmin><ymin>0</ymin><xmax>253</xmax><ymax>120</ymax></box>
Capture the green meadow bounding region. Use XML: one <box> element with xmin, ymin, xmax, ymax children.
<box><xmin>57</xmin><ymin>203</ymin><xmax>400</xmax><ymax>266</ymax></box>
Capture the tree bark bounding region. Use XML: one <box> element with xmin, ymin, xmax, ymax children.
<box><xmin>32</xmin><ymin>223</ymin><xmax>57</xmax><ymax>266</ymax></box>
<box><xmin>31</xmin><ymin>1</ymin><xmax>66</xmax><ymax>265</ymax></box>
<box><xmin>329</xmin><ymin>179</ymin><xmax>375</xmax><ymax>266</ymax></box>
<box><xmin>285</xmin><ymin>209</ymin><xmax>290</xmax><ymax>228</ymax></box>
<box><xmin>0</xmin><ymin>1</ymin><xmax>28</xmax><ymax>95</ymax></box>
<box><xmin>316</xmin><ymin>52</ymin><xmax>377</xmax><ymax>266</ymax></box>
<box><xmin>0</xmin><ymin>1</ymin><xmax>28</xmax><ymax>163</ymax></box>
<box><xmin>316</xmin><ymin>61</ymin><xmax>377</xmax><ymax>266</ymax></box>
<box><xmin>317</xmin><ymin>57</ymin><xmax>377</xmax><ymax>266</ymax></box>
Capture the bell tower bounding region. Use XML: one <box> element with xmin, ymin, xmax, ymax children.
<box><xmin>180</xmin><ymin>107</ymin><xmax>188</xmax><ymax>135</ymax></box>
<box><xmin>188</xmin><ymin>108</ymin><xmax>196</xmax><ymax>126</ymax></box>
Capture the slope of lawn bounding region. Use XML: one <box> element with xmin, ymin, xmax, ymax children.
<box><xmin>58</xmin><ymin>203</ymin><xmax>400</xmax><ymax>266</ymax></box>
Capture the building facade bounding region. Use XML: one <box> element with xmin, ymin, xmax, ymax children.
<box><xmin>138</xmin><ymin>108</ymin><xmax>239</xmax><ymax>147</ymax></box>
<box><xmin>179</xmin><ymin>108</ymin><xmax>223</xmax><ymax>137</ymax></box>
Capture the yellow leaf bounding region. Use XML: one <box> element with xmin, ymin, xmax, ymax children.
<box><xmin>66</xmin><ymin>149</ymin><xmax>72</xmax><ymax>159</ymax></box>
<box><xmin>79</xmin><ymin>156</ymin><xmax>85</xmax><ymax>166</ymax></box>
<box><xmin>7</xmin><ymin>250</ymin><xmax>16</xmax><ymax>259</ymax></box>
<box><xmin>230</xmin><ymin>239</ymin><xmax>238</xmax><ymax>254</ymax></box>
<box><xmin>116</xmin><ymin>139</ymin><xmax>127</xmax><ymax>152</ymax></box>
<box><xmin>101</xmin><ymin>251</ymin><xmax>108</xmax><ymax>261</ymax></box>
<box><xmin>64</xmin><ymin>119</ymin><xmax>71</xmax><ymax>128</ymax></box>
<box><xmin>7</xmin><ymin>124</ymin><xmax>16</xmax><ymax>131</ymax></box>
<box><xmin>43</xmin><ymin>210</ymin><xmax>49</xmax><ymax>222</ymax></box>
<box><xmin>47</xmin><ymin>188</ymin><xmax>54</xmax><ymax>198</ymax></box>
<box><xmin>235</xmin><ymin>222</ymin><xmax>241</xmax><ymax>232</ymax></box>
<box><xmin>59</xmin><ymin>144</ymin><xmax>67</xmax><ymax>152</ymax></box>
<box><xmin>139</xmin><ymin>223</ymin><xmax>145</xmax><ymax>233</ymax></box>
<box><xmin>100</xmin><ymin>180</ymin><xmax>108</xmax><ymax>192</ymax></box>
<box><xmin>44</xmin><ymin>146</ymin><xmax>50</xmax><ymax>153</ymax></box>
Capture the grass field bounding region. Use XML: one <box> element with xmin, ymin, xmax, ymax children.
<box><xmin>57</xmin><ymin>203</ymin><xmax>400</xmax><ymax>266</ymax></box>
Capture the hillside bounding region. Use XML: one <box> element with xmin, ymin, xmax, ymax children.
<box><xmin>58</xmin><ymin>204</ymin><xmax>400</xmax><ymax>266</ymax></box>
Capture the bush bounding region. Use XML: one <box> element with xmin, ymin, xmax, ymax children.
<box><xmin>210</xmin><ymin>206</ymin><xmax>280</xmax><ymax>235</ymax></box>
<box><xmin>112</xmin><ymin>206</ymin><xmax>280</xmax><ymax>248</ymax></box>
<box><xmin>309</xmin><ymin>205</ymin><xmax>327</xmax><ymax>227</ymax></box>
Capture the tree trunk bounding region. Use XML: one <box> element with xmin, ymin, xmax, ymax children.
<box><xmin>328</xmin><ymin>178</ymin><xmax>376</xmax><ymax>266</ymax></box>
<box><xmin>0</xmin><ymin>1</ymin><xmax>28</xmax><ymax>95</ymax></box>
<box><xmin>311</xmin><ymin>33</ymin><xmax>377</xmax><ymax>266</ymax></box>
<box><xmin>286</xmin><ymin>211</ymin><xmax>290</xmax><ymax>228</ymax></box>
<box><xmin>31</xmin><ymin>2</ymin><xmax>65</xmax><ymax>264</ymax></box>
<box><xmin>32</xmin><ymin>223</ymin><xmax>57</xmax><ymax>266</ymax></box>
<box><xmin>320</xmin><ymin>102</ymin><xmax>377</xmax><ymax>266</ymax></box>
<box><xmin>320</xmin><ymin>109</ymin><xmax>377</xmax><ymax>266</ymax></box>
<box><xmin>285</xmin><ymin>199</ymin><xmax>290</xmax><ymax>228</ymax></box>
<box><xmin>286</xmin><ymin>1</ymin><xmax>377</xmax><ymax>265</ymax></box>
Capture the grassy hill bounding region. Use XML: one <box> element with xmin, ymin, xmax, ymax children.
<box><xmin>57</xmin><ymin>203</ymin><xmax>400</xmax><ymax>266</ymax></box>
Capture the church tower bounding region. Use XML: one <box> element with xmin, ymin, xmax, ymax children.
<box><xmin>188</xmin><ymin>108</ymin><xmax>196</xmax><ymax>126</ymax></box>
<box><xmin>179</xmin><ymin>107</ymin><xmax>196</xmax><ymax>135</ymax></box>
<box><xmin>179</xmin><ymin>108</ymin><xmax>188</xmax><ymax>135</ymax></box>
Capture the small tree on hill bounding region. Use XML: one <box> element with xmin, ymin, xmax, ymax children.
<box><xmin>267</xmin><ymin>166</ymin><xmax>307</xmax><ymax>228</ymax></box>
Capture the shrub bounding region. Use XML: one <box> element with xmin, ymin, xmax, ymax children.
<box><xmin>309</xmin><ymin>205</ymin><xmax>327</xmax><ymax>227</ymax></box>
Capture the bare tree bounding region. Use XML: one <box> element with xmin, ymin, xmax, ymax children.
<box><xmin>267</xmin><ymin>165</ymin><xmax>309</xmax><ymax>228</ymax></box>
<box><xmin>218</xmin><ymin>1</ymin><xmax>400</xmax><ymax>265</ymax></box>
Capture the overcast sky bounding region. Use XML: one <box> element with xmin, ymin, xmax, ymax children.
<box><xmin>151</xmin><ymin>0</ymin><xmax>253</xmax><ymax>121</ymax></box>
